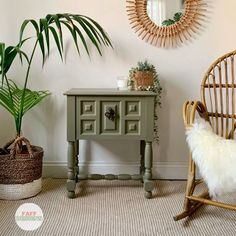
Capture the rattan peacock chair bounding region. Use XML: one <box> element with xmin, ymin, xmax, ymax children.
<box><xmin>174</xmin><ymin>50</ymin><xmax>236</xmax><ymax>221</ymax></box>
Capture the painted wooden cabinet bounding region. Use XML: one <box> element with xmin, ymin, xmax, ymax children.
<box><xmin>64</xmin><ymin>89</ymin><xmax>156</xmax><ymax>199</ymax></box>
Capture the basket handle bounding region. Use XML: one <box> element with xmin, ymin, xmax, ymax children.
<box><xmin>10</xmin><ymin>136</ymin><xmax>33</xmax><ymax>158</ymax></box>
<box><xmin>3</xmin><ymin>138</ymin><xmax>16</xmax><ymax>153</ymax></box>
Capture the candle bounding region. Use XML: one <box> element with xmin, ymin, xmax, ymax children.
<box><xmin>116</xmin><ymin>76</ymin><xmax>128</xmax><ymax>90</ymax></box>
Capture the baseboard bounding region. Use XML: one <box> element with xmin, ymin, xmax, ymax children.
<box><xmin>43</xmin><ymin>161</ymin><xmax>188</xmax><ymax>180</ymax></box>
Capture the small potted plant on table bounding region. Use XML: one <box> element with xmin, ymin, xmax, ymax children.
<box><xmin>129</xmin><ymin>60</ymin><xmax>162</xmax><ymax>142</ymax></box>
<box><xmin>0</xmin><ymin>13</ymin><xmax>112</xmax><ymax>200</ymax></box>
<box><xmin>129</xmin><ymin>60</ymin><xmax>159</xmax><ymax>91</ymax></box>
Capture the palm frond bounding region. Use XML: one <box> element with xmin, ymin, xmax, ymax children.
<box><xmin>0</xmin><ymin>41</ymin><xmax>30</xmax><ymax>80</ymax></box>
<box><xmin>48</xmin><ymin>26</ymin><xmax>63</xmax><ymax>59</ymax></box>
<box><xmin>19</xmin><ymin>19</ymin><xmax>39</xmax><ymax>45</ymax></box>
<box><xmin>0</xmin><ymin>44</ymin><xmax>18</xmax><ymax>80</ymax></box>
<box><xmin>0</xmin><ymin>80</ymin><xmax>50</xmax><ymax>134</ymax></box>
<box><xmin>19</xmin><ymin>13</ymin><xmax>113</xmax><ymax>62</ymax></box>
<box><xmin>0</xmin><ymin>84</ymin><xmax>16</xmax><ymax>115</ymax></box>
<box><xmin>60</xmin><ymin>20</ymin><xmax>80</xmax><ymax>56</ymax></box>
<box><xmin>0</xmin><ymin>42</ymin><xmax>6</xmax><ymax>83</ymax></box>
<box><xmin>40</xmin><ymin>18</ymin><xmax>50</xmax><ymax>55</ymax></box>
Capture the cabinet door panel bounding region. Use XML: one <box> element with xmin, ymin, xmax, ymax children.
<box><xmin>100</xmin><ymin>101</ymin><xmax>121</xmax><ymax>134</ymax></box>
<box><xmin>81</xmin><ymin>101</ymin><xmax>96</xmax><ymax>116</ymax></box>
<box><xmin>81</xmin><ymin>120</ymin><xmax>96</xmax><ymax>135</ymax></box>
<box><xmin>125</xmin><ymin>101</ymin><xmax>140</xmax><ymax>116</ymax></box>
<box><xmin>125</xmin><ymin>120</ymin><xmax>140</xmax><ymax>135</ymax></box>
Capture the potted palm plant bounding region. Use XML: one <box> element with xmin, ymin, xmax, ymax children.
<box><xmin>0</xmin><ymin>13</ymin><xmax>112</xmax><ymax>200</ymax></box>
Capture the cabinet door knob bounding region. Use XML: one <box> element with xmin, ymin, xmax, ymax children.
<box><xmin>105</xmin><ymin>107</ymin><xmax>116</xmax><ymax>121</ymax></box>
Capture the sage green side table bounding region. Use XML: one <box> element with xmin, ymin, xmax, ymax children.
<box><xmin>64</xmin><ymin>89</ymin><xmax>156</xmax><ymax>199</ymax></box>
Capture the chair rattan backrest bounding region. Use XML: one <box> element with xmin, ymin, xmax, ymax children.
<box><xmin>201</xmin><ymin>50</ymin><xmax>236</xmax><ymax>139</ymax></box>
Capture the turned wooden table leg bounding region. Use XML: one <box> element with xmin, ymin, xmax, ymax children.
<box><xmin>75</xmin><ymin>140</ymin><xmax>79</xmax><ymax>183</ymax></box>
<box><xmin>140</xmin><ymin>140</ymin><xmax>145</xmax><ymax>183</ymax></box>
<box><xmin>143</xmin><ymin>141</ymin><xmax>154</xmax><ymax>199</ymax></box>
<box><xmin>67</xmin><ymin>141</ymin><xmax>76</xmax><ymax>198</ymax></box>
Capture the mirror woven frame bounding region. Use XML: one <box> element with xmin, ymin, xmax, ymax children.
<box><xmin>126</xmin><ymin>0</ymin><xmax>207</xmax><ymax>48</ymax></box>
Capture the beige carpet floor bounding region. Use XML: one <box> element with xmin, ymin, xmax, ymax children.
<box><xmin>0</xmin><ymin>179</ymin><xmax>236</xmax><ymax>236</ymax></box>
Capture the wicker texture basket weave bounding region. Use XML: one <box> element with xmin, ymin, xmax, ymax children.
<box><xmin>133</xmin><ymin>71</ymin><xmax>154</xmax><ymax>90</ymax></box>
<box><xmin>0</xmin><ymin>137</ymin><xmax>43</xmax><ymax>200</ymax></box>
<box><xmin>0</xmin><ymin>178</ymin><xmax>42</xmax><ymax>200</ymax></box>
<box><xmin>0</xmin><ymin>146</ymin><xmax>43</xmax><ymax>184</ymax></box>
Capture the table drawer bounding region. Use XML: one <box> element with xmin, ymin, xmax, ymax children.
<box><xmin>76</xmin><ymin>96</ymin><xmax>150</xmax><ymax>139</ymax></box>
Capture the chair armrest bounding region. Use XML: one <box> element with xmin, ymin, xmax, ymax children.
<box><xmin>183</xmin><ymin>101</ymin><xmax>209</xmax><ymax>128</ymax></box>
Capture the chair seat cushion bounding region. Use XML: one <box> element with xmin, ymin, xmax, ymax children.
<box><xmin>186</xmin><ymin>118</ymin><xmax>236</xmax><ymax>197</ymax></box>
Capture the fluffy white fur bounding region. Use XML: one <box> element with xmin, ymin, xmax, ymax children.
<box><xmin>186</xmin><ymin>118</ymin><xmax>236</xmax><ymax>197</ymax></box>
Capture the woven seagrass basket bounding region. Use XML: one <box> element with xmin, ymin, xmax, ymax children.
<box><xmin>133</xmin><ymin>71</ymin><xmax>154</xmax><ymax>90</ymax></box>
<box><xmin>0</xmin><ymin>137</ymin><xmax>43</xmax><ymax>200</ymax></box>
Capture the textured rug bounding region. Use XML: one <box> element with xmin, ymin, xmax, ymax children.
<box><xmin>0</xmin><ymin>179</ymin><xmax>236</xmax><ymax>236</ymax></box>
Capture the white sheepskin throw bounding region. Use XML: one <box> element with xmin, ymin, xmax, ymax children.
<box><xmin>186</xmin><ymin>118</ymin><xmax>236</xmax><ymax>197</ymax></box>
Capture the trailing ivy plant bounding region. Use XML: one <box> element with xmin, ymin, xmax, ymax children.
<box><xmin>129</xmin><ymin>60</ymin><xmax>162</xmax><ymax>142</ymax></box>
<box><xmin>0</xmin><ymin>13</ymin><xmax>112</xmax><ymax>151</ymax></box>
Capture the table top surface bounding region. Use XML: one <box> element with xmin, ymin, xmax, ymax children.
<box><xmin>64</xmin><ymin>88</ymin><xmax>156</xmax><ymax>96</ymax></box>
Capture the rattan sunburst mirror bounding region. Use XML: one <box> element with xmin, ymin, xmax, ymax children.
<box><xmin>126</xmin><ymin>0</ymin><xmax>207</xmax><ymax>48</ymax></box>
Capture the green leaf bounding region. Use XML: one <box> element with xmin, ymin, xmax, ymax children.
<box><xmin>19</xmin><ymin>19</ymin><xmax>39</xmax><ymax>46</ymax></box>
<box><xmin>48</xmin><ymin>26</ymin><xmax>63</xmax><ymax>60</ymax></box>
<box><xmin>0</xmin><ymin>80</ymin><xmax>16</xmax><ymax>115</ymax></box>
<box><xmin>162</xmin><ymin>12</ymin><xmax>183</xmax><ymax>26</ymax></box>
<box><xmin>162</xmin><ymin>19</ymin><xmax>175</xmax><ymax>26</ymax></box>
<box><xmin>73</xmin><ymin>24</ymin><xmax>90</xmax><ymax>56</ymax></box>
<box><xmin>80</xmin><ymin>15</ymin><xmax>112</xmax><ymax>47</ymax></box>
<box><xmin>77</xmin><ymin>16</ymin><xmax>103</xmax><ymax>45</ymax></box>
<box><xmin>1</xmin><ymin>44</ymin><xmax>29</xmax><ymax>73</ymax></box>
<box><xmin>40</xmin><ymin>18</ymin><xmax>50</xmax><ymax>55</ymax></box>
<box><xmin>46</xmin><ymin>14</ymin><xmax>53</xmax><ymax>24</ymax></box>
<box><xmin>17</xmin><ymin>13</ymin><xmax>112</xmax><ymax>63</ymax></box>
<box><xmin>63</xmin><ymin>14</ymin><xmax>81</xmax><ymax>55</ymax></box>
<box><xmin>60</xmin><ymin>21</ymin><xmax>80</xmax><ymax>55</ymax></box>
<box><xmin>0</xmin><ymin>80</ymin><xmax>50</xmax><ymax>134</ymax></box>
<box><xmin>51</xmin><ymin>14</ymin><xmax>64</xmax><ymax>51</ymax></box>
<box><xmin>78</xmin><ymin>15</ymin><xmax>112</xmax><ymax>48</ymax></box>
<box><xmin>174</xmin><ymin>12</ymin><xmax>183</xmax><ymax>22</ymax></box>
<box><xmin>3</xmin><ymin>47</ymin><xmax>17</xmax><ymax>73</ymax></box>
<box><xmin>22</xmin><ymin>90</ymin><xmax>50</xmax><ymax>114</ymax></box>
<box><xmin>15</xmin><ymin>37</ymin><xmax>31</xmax><ymax>65</ymax></box>
<box><xmin>37</xmin><ymin>32</ymin><xmax>45</xmax><ymax>65</ymax></box>
<box><xmin>0</xmin><ymin>42</ymin><xmax>6</xmax><ymax>82</ymax></box>
<box><xmin>15</xmin><ymin>47</ymin><xmax>30</xmax><ymax>65</ymax></box>
<box><xmin>0</xmin><ymin>45</ymin><xmax>22</xmax><ymax>81</ymax></box>
<box><xmin>72</xmin><ymin>15</ymin><xmax>102</xmax><ymax>55</ymax></box>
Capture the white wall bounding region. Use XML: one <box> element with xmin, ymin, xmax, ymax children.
<box><xmin>0</xmin><ymin>0</ymin><xmax>236</xmax><ymax>179</ymax></box>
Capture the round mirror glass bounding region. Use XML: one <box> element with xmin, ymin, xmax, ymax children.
<box><xmin>147</xmin><ymin>0</ymin><xmax>185</xmax><ymax>26</ymax></box>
